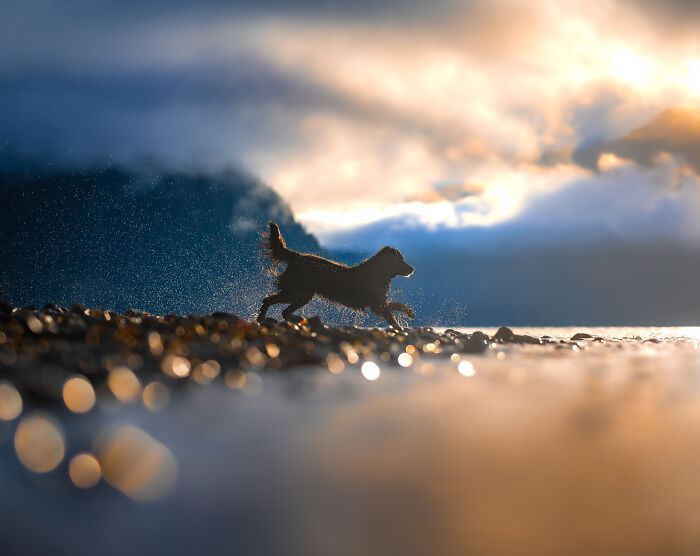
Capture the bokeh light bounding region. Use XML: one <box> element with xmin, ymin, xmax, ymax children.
<box><xmin>62</xmin><ymin>376</ymin><xmax>96</xmax><ymax>413</ymax></box>
<box><xmin>95</xmin><ymin>426</ymin><xmax>177</xmax><ymax>501</ymax></box>
<box><xmin>326</xmin><ymin>353</ymin><xmax>345</xmax><ymax>374</ymax></box>
<box><xmin>69</xmin><ymin>452</ymin><xmax>102</xmax><ymax>488</ymax></box>
<box><xmin>108</xmin><ymin>367</ymin><xmax>142</xmax><ymax>403</ymax></box>
<box><xmin>14</xmin><ymin>414</ymin><xmax>65</xmax><ymax>473</ymax></box>
<box><xmin>143</xmin><ymin>381</ymin><xmax>170</xmax><ymax>411</ymax></box>
<box><xmin>397</xmin><ymin>352</ymin><xmax>413</xmax><ymax>367</ymax></box>
<box><xmin>0</xmin><ymin>381</ymin><xmax>22</xmax><ymax>420</ymax></box>
<box><xmin>224</xmin><ymin>370</ymin><xmax>246</xmax><ymax>390</ymax></box>
<box><xmin>361</xmin><ymin>361</ymin><xmax>381</xmax><ymax>381</ymax></box>
<box><xmin>192</xmin><ymin>360</ymin><xmax>220</xmax><ymax>385</ymax></box>
<box><xmin>162</xmin><ymin>355</ymin><xmax>191</xmax><ymax>378</ymax></box>
<box><xmin>458</xmin><ymin>360</ymin><xmax>476</xmax><ymax>377</ymax></box>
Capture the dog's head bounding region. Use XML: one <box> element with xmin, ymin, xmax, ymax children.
<box><xmin>377</xmin><ymin>246</ymin><xmax>414</xmax><ymax>277</ymax></box>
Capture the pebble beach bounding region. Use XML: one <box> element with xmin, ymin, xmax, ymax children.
<box><xmin>3</xmin><ymin>303</ymin><xmax>700</xmax><ymax>555</ymax></box>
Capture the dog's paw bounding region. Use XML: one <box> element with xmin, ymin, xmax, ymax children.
<box><xmin>283</xmin><ymin>314</ymin><xmax>304</xmax><ymax>323</ymax></box>
<box><xmin>405</xmin><ymin>308</ymin><xmax>416</xmax><ymax>319</ymax></box>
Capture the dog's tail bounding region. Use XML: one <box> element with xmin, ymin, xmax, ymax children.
<box><xmin>264</xmin><ymin>222</ymin><xmax>300</xmax><ymax>264</ymax></box>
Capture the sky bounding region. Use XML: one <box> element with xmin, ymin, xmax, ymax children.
<box><xmin>3</xmin><ymin>0</ymin><xmax>700</xmax><ymax>250</ymax></box>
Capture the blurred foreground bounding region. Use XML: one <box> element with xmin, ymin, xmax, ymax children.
<box><xmin>3</xmin><ymin>305</ymin><xmax>700</xmax><ymax>554</ymax></box>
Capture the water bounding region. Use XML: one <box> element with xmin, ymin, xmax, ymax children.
<box><xmin>3</xmin><ymin>327</ymin><xmax>700</xmax><ymax>555</ymax></box>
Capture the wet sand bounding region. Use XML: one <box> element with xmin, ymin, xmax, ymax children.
<box><xmin>2</xmin><ymin>305</ymin><xmax>700</xmax><ymax>555</ymax></box>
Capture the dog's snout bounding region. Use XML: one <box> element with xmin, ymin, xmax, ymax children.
<box><xmin>403</xmin><ymin>264</ymin><xmax>415</xmax><ymax>277</ymax></box>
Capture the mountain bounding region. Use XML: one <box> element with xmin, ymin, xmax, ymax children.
<box><xmin>0</xmin><ymin>161</ymin><xmax>321</xmax><ymax>317</ymax></box>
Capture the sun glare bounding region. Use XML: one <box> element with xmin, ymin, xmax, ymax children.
<box><xmin>609</xmin><ymin>49</ymin><xmax>651</xmax><ymax>87</ymax></box>
<box><xmin>685</xmin><ymin>60</ymin><xmax>700</xmax><ymax>95</ymax></box>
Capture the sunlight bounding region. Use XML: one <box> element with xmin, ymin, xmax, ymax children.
<box><xmin>685</xmin><ymin>60</ymin><xmax>700</xmax><ymax>96</ymax></box>
<box><xmin>677</xmin><ymin>327</ymin><xmax>700</xmax><ymax>339</ymax></box>
<box><xmin>361</xmin><ymin>361</ymin><xmax>381</xmax><ymax>381</ymax></box>
<box><xmin>598</xmin><ymin>153</ymin><xmax>627</xmax><ymax>171</ymax></box>
<box><xmin>609</xmin><ymin>48</ymin><xmax>652</xmax><ymax>87</ymax></box>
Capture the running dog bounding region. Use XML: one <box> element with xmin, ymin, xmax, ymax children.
<box><xmin>258</xmin><ymin>222</ymin><xmax>415</xmax><ymax>328</ymax></box>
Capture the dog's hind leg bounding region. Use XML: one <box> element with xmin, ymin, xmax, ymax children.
<box><xmin>387</xmin><ymin>301</ymin><xmax>416</xmax><ymax>319</ymax></box>
<box><xmin>258</xmin><ymin>293</ymin><xmax>289</xmax><ymax>322</ymax></box>
<box><xmin>281</xmin><ymin>293</ymin><xmax>314</xmax><ymax>323</ymax></box>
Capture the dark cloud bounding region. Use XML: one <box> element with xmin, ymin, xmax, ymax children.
<box><xmin>0</xmin><ymin>56</ymin><xmax>354</xmax><ymax>166</ymax></box>
<box><xmin>573</xmin><ymin>106</ymin><xmax>700</xmax><ymax>174</ymax></box>
<box><xmin>537</xmin><ymin>147</ymin><xmax>573</xmax><ymax>167</ymax></box>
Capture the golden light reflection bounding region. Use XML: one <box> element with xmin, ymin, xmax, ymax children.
<box><xmin>95</xmin><ymin>426</ymin><xmax>177</xmax><ymax>501</ymax></box>
<box><xmin>62</xmin><ymin>376</ymin><xmax>96</xmax><ymax>413</ymax></box>
<box><xmin>161</xmin><ymin>355</ymin><xmax>191</xmax><ymax>378</ymax></box>
<box><xmin>361</xmin><ymin>361</ymin><xmax>381</xmax><ymax>381</ymax></box>
<box><xmin>108</xmin><ymin>367</ymin><xmax>142</xmax><ymax>403</ymax></box>
<box><xmin>224</xmin><ymin>370</ymin><xmax>246</xmax><ymax>390</ymax></box>
<box><xmin>265</xmin><ymin>343</ymin><xmax>280</xmax><ymax>358</ymax></box>
<box><xmin>69</xmin><ymin>452</ymin><xmax>102</xmax><ymax>488</ymax></box>
<box><xmin>143</xmin><ymin>381</ymin><xmax>170</xmax><ymax>411</ymax></box>
<box><xmin>14</xmin><ymin>414</ymin><xmax>65</xmax><ymax>473</ymax></box>
<box><xmin>340</xmin><ymin>342</ymin><xmax>360</xmax><ymax>364</ymax></box>
<box><xmin>326</xmin><ymin>353</ymin><xmax>345</xmax><ymax>374</ymax></box>
<box><xmin>148</xmin><ymin>331</ymin><xmax>164</xmax><ymax>355</ymax></box>
<box><xmin>192</xmin><ymin>360</ymin><xmax>221</xmax><ymax>384</ymax></box>
<box><xmin>0</xmin><ymin>381</ymin><xmax>22</xmax><ymax>420</ymax></box>
<box><xmin>398</xmin><ymin>353</ymin><xmax>413</xmax><ymax>367</ymax></box>
<box><xmin>424</xmin><ymin>342</ymin><xmax>437</xmax><ymax>353</ymax></box>
<box><xmin>458</xmin><ymin>360</ymin><xmax>476</xmax><ymax>377</ymax></box>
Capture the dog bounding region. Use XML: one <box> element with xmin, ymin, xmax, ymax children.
<box><xmin>258</xmin><ymin>222</ymin><xmax>415</xmax><ymax>328</ymax></box>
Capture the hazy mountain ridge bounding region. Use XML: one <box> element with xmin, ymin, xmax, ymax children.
<box><xmin>0</xmin><ymin>161</ymin><xmax>321</xmax><ymax>316</ymax></box>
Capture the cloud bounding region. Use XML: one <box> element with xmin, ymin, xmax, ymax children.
<box><xmin>574</xmin><ymin>106</ymin><xmax>700</xmax><ymax>177</ymax></box>
<box><xmin>0</xmin><ymin>57</ymin><xmax>353</xmax><ymax>168</ymax></box>
<box><xmin>408</xmin><ymin>183</ymin><xmax>485</xmax><ymax>204</ymax></box>
<box><xmin>318</xmin><ymin>159</ymin><xmax>700</xmax><ymax>252</ymax></box>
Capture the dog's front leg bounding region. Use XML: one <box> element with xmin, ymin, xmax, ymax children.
<box><xmin>370</xmin><ymin>305</ymin><xmax>392</xmax><ymax>328</ymax></box>
<box><xmin>372</xmin><ymin>304</ymin><xmax>402</xmax><ymax>329</ymax></box>
<box><xmin>387</xmin><ymin>301</ymin><xmax>416</xmax><ymax>319</ymax></box>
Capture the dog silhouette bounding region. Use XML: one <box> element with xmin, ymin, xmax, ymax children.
<box><xmin>258</xmin><ymin>222</ymin><xmax>415</xmax><ymax>328</ymax></box>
